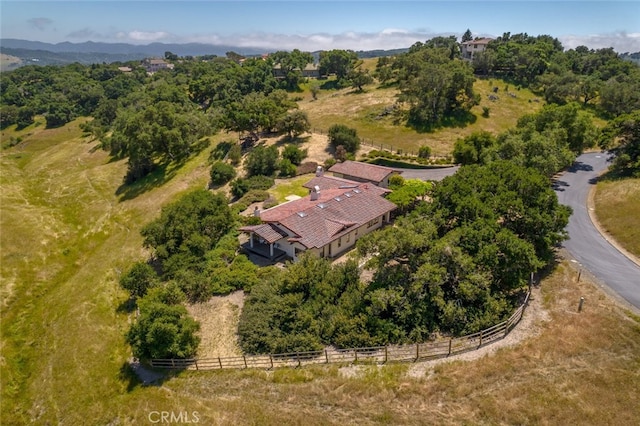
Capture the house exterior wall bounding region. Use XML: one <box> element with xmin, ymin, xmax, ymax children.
<box><xmin>330</xmin><ymin>171</ymin><xmax>397</xmax><ymax>188</ymax></box>
<box><xmin>461</xmin><ymin>41</ymin><xmax>491</xmax><ymax>61</ymax></box>
<box><xmin>319</xmin><ymin>213</ymin><xmax>388</xmax><ymax>259</ymax></box>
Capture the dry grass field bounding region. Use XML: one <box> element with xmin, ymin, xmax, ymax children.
<box><xmin>298</xmin><ymin>63</ymin><xmax>543</xmax><ymax>156</ymax></box>
<box><xmin>593</xmin><ymin>177</ymin><xmax>640</xmax><ymax>259</ymax></box>
<box><xmin>1</xmin><ymin>82</ymin><xmax>638</xmax><ymax>424</ymax></box>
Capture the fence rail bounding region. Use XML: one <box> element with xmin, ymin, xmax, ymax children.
<box><xmin>150</xmin><ymin>291</ymin><xmax>530</xmax><ymax>371</ymax></box>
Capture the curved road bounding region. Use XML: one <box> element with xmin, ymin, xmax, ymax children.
<box><xmin>554</xmin><ymin>152</ymin><xmax>640</xmax><ymax>309</ymax></box>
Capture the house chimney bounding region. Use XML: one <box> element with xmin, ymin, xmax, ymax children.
<box><xmin>316</xmin><ymin>166</ymin><xmax>324</xmax><ymax>177</ymax></box>
<box><xmin>310</xmin><ymin>185</ymin><xmax>320</xmax><ymax>201</ymax></box>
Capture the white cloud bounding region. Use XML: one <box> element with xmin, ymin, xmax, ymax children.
<box><xmin>381</xmin><ymin>28</ymin><xmax>409</xmax><ymax>35</ymax></box>
<box><xmin>66</xmin><ymin>27</ymin><xmax>640</xmax><ymax>54</ymax></box>
<box><xmin>125</xmin><ymin>31</ymin><xmax>173</xmax><ymax>43</ymax></box>
<box><xmin>181</xmin><ymin>30</ymin><xmax>442</xmax><ymax>51</ymax></box>
<box><xmin>559</xmin><ymin>32</ymin><xmax>640</xmax><ymax>53</ymax></box>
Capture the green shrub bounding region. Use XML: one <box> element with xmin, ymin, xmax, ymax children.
<box><xmin>119</xmin><ymin>261</ymin><xmax>158</xmax><ymax>299</ymax></box>
<box><xmin>238</xmin><ymin>190</ymin><xmax>270</xmax><ymax>205</ymax></box>
<box><xmin>127</xmin><ymin>290</ymin><xmax>200</xmax><ymax>360</ymax></box>
<box><xmin>418</xmin><ymin>145</ymin><xmax>432</xmax><ymax>158</ymax></box>
<box><xmin>210</xmin><ymin>161</ymin><xmax>236</xmax><ymax>186</ymax></box>
<box><xmin>245</xmin><ymin>145</ymin><xmax>279</xmax><ymax>177</ymax></box>
<box><xmin>282</xmin><ymin>144</ymin><xmax>307</xmax><ymax>165</ymax></box>
<box><xmin>262</xmin><ymin>197</ymin><xmax>279</xmax><ymax>209</ymax></box>
<box><xmin>324</xmin><ymin>158</ymin><xmax>337</xmax><ymax>169</ymax></box>
<box><xmin>232</xmin><ymin>201</ymin><xmax>249</xmax><ymax>214</ymax></box>
<box><xmin>278</xmin><ymin>158</ymin><xmax>297</xmax><ymax>177</ymax></box>
<box><xmin>231</xmin><ymin>178</ymin><xmax>249</xmax><ymax>198</ymax></box>
<box><xmin>246</xmin><ymin>175</ymin><xmax>275</xmax><ymax>191</ymax></box>
<box><xmin>228</xmin><ymin>143</ymin><xmax>242</xmax><ymax>165</ymax></box>
<box><xmin>328</xmin><ymin>124</ymin><xmax>360</xmax><ymax>153</ymax></box>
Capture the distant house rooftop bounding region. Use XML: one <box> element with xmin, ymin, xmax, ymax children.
<box><xmin>142</xmin><ymin>58</ymin><xmax>174</xmax><ymax>73</ymax></box>
<box><xmin>461</xmin><ymin>38</ymin><xmax>493</xmax><ymax>47</ymax></box>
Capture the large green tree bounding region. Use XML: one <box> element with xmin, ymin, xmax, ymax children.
<box><xmin>141</xmin><ymin>189</ymin><xmax>234</xmax><ymax>275</ymax></box>
<box><xmin>271</xmin><ymin>49</ymin><xmax>314</xmax><ymax>90</ymax></box>
<box><xmin>328</xmin><ymin>124</ymin><xmax>360</xmax><ymax>153</ymax></box>
<box><xmin>395</xmin><ymin>42</ymin><xmax>477</xmax><ymax>128</ymax></box>
<box><xmin>244</xmin><ymin>145</ymin><xmax>280</xmax><ymax>177</ymax></box>
<box><xmin>602</xmin><ymin>111</ymin><xmax>640</xmax><ymax>177</ymax></box>
<box><xmin>127</xmin><ymin>284</ymin><xmax>200</xmax><ymax>360</ymax></box>
<box><xmin>319</xmin><ymin>49</ymin><xmax>358</xmax><ymax>82</ymax></box>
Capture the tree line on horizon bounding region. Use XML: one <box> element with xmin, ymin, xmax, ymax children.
<box><xmin>1</xmin><ymin>31</ymin><xmax>638</xmax><ymax>179</ymax></box>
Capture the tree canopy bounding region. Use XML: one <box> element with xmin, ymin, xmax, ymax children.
<box><xmin>141</xmin><ymin>189</ymin><xmax>235</xmax><ymax>276</ymax></box>
<box><xmin>601</xmin><ymin>110</ymin><xmax>640</xmax><ymax>177</ymax></box>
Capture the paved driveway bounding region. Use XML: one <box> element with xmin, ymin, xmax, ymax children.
<box><xmin>554</xmin><ymin>152</ymin><xmax>640</xmax><ymax>309</ymax></box>
<box><xmin>398</xmin><ymin>165</ymin><xmax>460</xmax><ymax>181</ymax></box>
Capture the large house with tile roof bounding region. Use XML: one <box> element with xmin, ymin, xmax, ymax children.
<box><xmin>239</xmin><ymin>174</ymin><xmax>396</xmax><ymax>262</ymax></box>
<box><xmin>328</xmin><ymin>160</ymin><xmax>401</xmax><ymax>188</ymax></box>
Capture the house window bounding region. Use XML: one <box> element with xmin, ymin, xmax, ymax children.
<box><xmin>367</xmin><ymin>218</ymin><xmax>379</xmax><ymax>228</ymax></box>
<box><xmin>346</xmin><ymin>233</ymin><xmax>351</xmax><ymax>243</ymax></box>
<box><xmin>338</xmin><ymin>237</ymin><xmax>342</xmax><ymax>248</ymax></box>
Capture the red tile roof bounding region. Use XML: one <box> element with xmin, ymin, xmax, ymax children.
<box><xmin>303</xmin><ymin>175</ymin><xmax>362</xmax><ymax>191</ymax></box>
<box><xmin>329</xmin><ymin>160</ymin><xmax>399</xmax><ymax>184</ymax></box>
<box><xmin>238</xmin><ymin>223</ymin><xmax>289</xmax><ymax>244</ymax></box>
<box><xmin>256</xmin><ymin>180</ymin><xmax>396</xmax><ymax>249</ymax></box>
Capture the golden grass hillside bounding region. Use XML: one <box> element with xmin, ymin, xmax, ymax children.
<box><xmin>1</xmin><ymin>95</ymin><xmax>638</xmax><ymax>424</ymax></box>
<box><xmin>594</xmin><ymin>177</ymin><xmax>640</xmax><ymax>259</ymax></box>
<box><xmin>299</xmin><ymin>69</ymin><xmax>542</xmax><ymax>156</ymax></box>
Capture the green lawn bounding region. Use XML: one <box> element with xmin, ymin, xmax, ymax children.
<box><xmin>269</xmin><ymin>174</ymin><xmax>314</xmax><ymax>203</ymax></box>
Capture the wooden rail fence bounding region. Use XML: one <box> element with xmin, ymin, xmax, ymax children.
<box><xmin>150</xmin><ymin>292</ymin><xmax>530</xmax><ymax>371</ymax></box>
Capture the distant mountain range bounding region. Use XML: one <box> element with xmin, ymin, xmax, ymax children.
<box><xmin>4</xmin><ymin>38</ymin><xmax>635</xmax><ymax>71</ymax></box>
<box><xmin>1</xmin><ymin>38</ymin><xmax>271</xmax><ymax>57</ymax></box>
<box><xmin>0</xmin><ymin>39</ymin><xmax>271</xmax><ymax>69</ymax></box>
<box><xmin>0</xmin><ymin>39</ymin><xmax>410</xmax><ymax>70</ymax></box>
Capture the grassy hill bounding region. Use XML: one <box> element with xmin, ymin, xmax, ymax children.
<box><xmin>298</xmin><ymin>62</ymin><xmax>543</xmax><ymax>156</ymax></box>
<box><xmin>1</xmin><ymin>84</ymin><xmax>639</xmax><ymax>424</ymax></box>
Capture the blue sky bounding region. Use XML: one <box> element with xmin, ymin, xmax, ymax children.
<box><xmin>2</xmin><ymin>1</ymin><xmax>639</xmax><ymax>52</ymax></box>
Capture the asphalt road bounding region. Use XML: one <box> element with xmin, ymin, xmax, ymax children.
<box><xmin>398</xmin><ymin>165</ymin><xmax>460</xmax><ymax>181</ymax></box>
<box><xmin>554</xmin><ymin>152</ymin><xmax>640</xmax><ymax>309</ymax></box>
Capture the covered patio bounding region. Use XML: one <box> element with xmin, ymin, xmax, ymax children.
<box><xmin>239</xmin><ymin>223</ymin><xmax>289</xmax><ymax>262</ymax></box>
